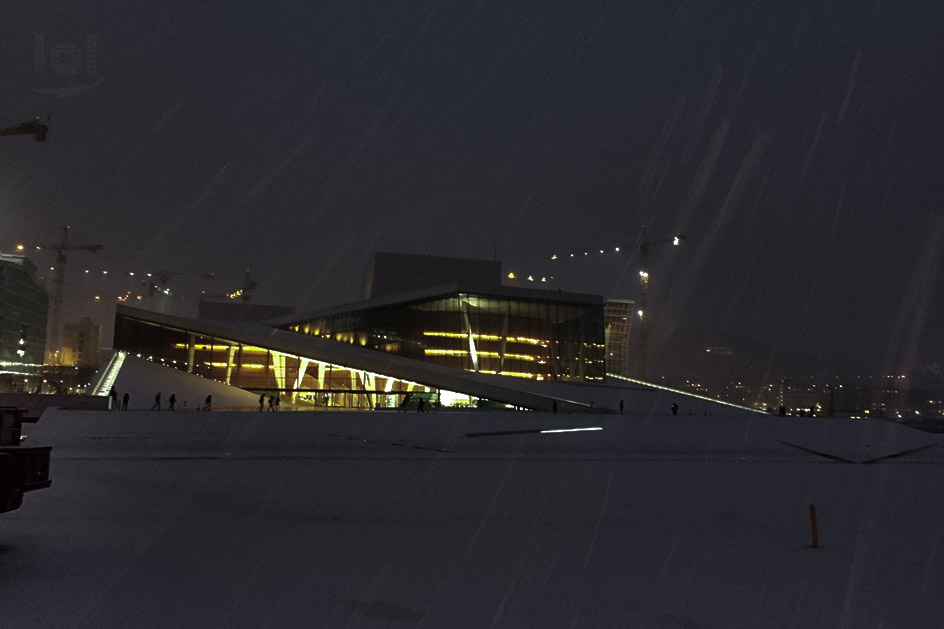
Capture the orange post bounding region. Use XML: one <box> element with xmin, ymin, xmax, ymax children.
<box><xmin>809</xmin><ymin>504</ymin><xmax>819</xmax><ymax>548</ymax></box>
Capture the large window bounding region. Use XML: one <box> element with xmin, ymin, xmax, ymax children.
<box><xmin>284</xmin><ymin>291</ymin><xmax>605</xmax><ymax>381</ymax></box>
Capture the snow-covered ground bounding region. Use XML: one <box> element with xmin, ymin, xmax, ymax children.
<box><xmin>2</xmin><ymin>409</ymin><xmax>943</xmax><ymax>628</ymax></box>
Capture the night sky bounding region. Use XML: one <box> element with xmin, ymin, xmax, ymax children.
<box><xmin>1</xmin><ymin>1</ymin><xmax>942</xmax><ymax>383</ymax></box>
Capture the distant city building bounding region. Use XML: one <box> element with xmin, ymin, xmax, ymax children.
<box><xmin>0</xmin><ymin>253</ymin><xmax>48</xmax><ymax>392</ymax></box>
<box><xmin>604</xmin><ymin>299</ymin><xmax>633</xmax><ymax>378</ymax></box>
<box><xmin>61</xmin><ymin>317</ymin><xmax>103</xmax><ymax>369</ymax></box>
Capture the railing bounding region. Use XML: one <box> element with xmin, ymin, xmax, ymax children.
<box><xmin>90</xmin><ymin>351</ymin><xmax>126</xmax><ymax>397</ymax></box>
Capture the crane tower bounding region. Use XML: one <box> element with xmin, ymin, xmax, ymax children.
<box><xmin>29</xmin><ymin>227</ymin><xmax>103</xmax><ymax>364</ymax></box>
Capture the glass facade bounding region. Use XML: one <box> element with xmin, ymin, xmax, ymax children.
<box><xmin>114</xmin><ymin>314</ymin><xmax>445</xmax><ymax>409</ymax></box>
<box><xmin>0</xmin><ymin>254</ymin><xmax>49</xmax><ymax>392</ymax></box>
<box><xmin>282</xmin><ymin>291</ymin><xmax>606</xmax><ymax>382</ymax></box>
<box><xmin>604</xmin><ymin>299</ymin><xmax>633</xmax><ymax>378</ymax></box>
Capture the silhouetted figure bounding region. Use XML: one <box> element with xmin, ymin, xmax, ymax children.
<box><xmin>152</xmin><ymin>393</ymin><xmax>161</xmax><ymax>410</ymax></box>
<box><xmin>671</xmin><ymin>402</ymin><xmax>679</xmax><ymax>416</ymax></box>
<box><xmin>779</xmin><ymin>405</ymin><xmax>786</xmax><ymax>417</ymax></box>
<box><xmin>204</xmin><ymin>395</ymin><xmax>212</xmax><ymax>411</ymax></box>
<box><xmin>268</xmin><ymin>395</ymin><xmax>275</xmax><ymax>411</ymax></box>
<box><xmin>399</xmin><ymin>393</ymin><xmax>412</xmax><ymax>412</ymax></box>
<box><xmin>619</xmin><ymin>400</ymin><xmax>624</xmax><ymax>414</ymax></box>
<box><xmin>109</xmin><ymin>387</ymin><xmax>118</xmax><ymax>410</ymax></box>
<box><xmin>168</xmin><ymin>394</ymin><xmax>177</xmax><ymax>411</ymax></box>
<box><xmin>122</xmin><ymin>392</ymin><xmax>129</xmax><ymax>411</ymax></box>
<box><xmin>417</xmin><ymin>398</ymin><xmax>426</xmax><ymax>413</ymax></box>
<box><xmin>274</xmin><ymin>395</ymin><xmax>280</xmax><ymax>411</ymax></box>
<box><xmin>259</xmin><ymin>394</ymin><xmax>265</xmax><ymax>411</ymax></box>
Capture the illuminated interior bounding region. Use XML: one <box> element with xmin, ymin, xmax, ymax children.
<box><xmin>114</xmin><ymin>315</ymin><xmax>472</xmax><ymax>409</ymax></box>
<box><xmin>282</xmin><ymin>291</ymin><xmax>606</xmax><ymax>382</ymax></box>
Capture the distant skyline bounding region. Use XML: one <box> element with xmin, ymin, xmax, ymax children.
<box><xmin>2</xmin><ymin>1</ymin><xmax>942</xmax><ymax>380</ymax></box>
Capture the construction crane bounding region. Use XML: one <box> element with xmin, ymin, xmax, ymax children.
<box><xmin>636</xmin><ymin>229</ymin><xmax>686</xmax><ymax>380</ymax></box>
<box><xmin>195</xmin><ymin>269</ymin><xmax>259</xmax><ymax>308</ymax></box>
<box><xmin>0</xmin><ymin>118</ymin><xmax>49</xmax><ymax>141</ymax></box>
<box><xmin>204</xmin><ymin>269</ymin><xmax>257</xmax><ymax>302</ymax></box>
<box><xmin>26</xmin><ymin>226</ymin><xmax>103</xmax><ymax>364</ymax></box>
<box><xmin>141</xmin><ymin>270</ymin><xmax>215</xmax><ymax>296</ymax></box>
<box><xmin>233</xmin><ymin>269</ymin><xmax>258</xmax><ymax>302</ymax></box>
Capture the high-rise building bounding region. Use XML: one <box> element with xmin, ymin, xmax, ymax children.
<box><xmin>61</xmin><ymin>317</ymin><xmax>103</xmax><ymax>369</ymax></box>
<box><xmin>0</xmin><ymin>253</ymin><xmax>49</xmax><ymax>392</ymax></box>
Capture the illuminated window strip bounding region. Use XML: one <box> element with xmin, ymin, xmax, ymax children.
<box><xmin>423</xmin><ymin>331</ymin><xmax>500</xmax><ymax>341</ymax></box>
<box><xmin>424</xmin><ymin>349</ymin><xmax>538</xmax><ymax>361</ymax></box>
<box><xmin>423</xmin><ymin>331</ymin><xmax>546</xmax><ymax>345</ymax></box>
<box><xmin>473</xmin><ymin>369</ymin><xmax>541</xmax><ymax>379</ymax></box>
<box><xmin>501</xmin><ymin>353</ymin><xmax>537</xmax><ymax>361</ymax></box>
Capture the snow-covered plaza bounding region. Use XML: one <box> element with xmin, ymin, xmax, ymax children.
<box><xmin>3</xmin><ymin>409</ymin><xmax>943</xmax><ymax>627</ymax></box>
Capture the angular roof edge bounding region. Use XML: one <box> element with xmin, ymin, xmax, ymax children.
<box><xmin>266</xmin><ymin>282</ymin><xmax>605</xmax><ymax>327</ymax></box>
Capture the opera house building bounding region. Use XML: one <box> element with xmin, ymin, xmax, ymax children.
<box><xmin>103</xmin><ymin>253</ymin><xmax>624</xmax><ymax>412</ymax></box>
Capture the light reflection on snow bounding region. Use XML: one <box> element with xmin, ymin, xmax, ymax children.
<box><xmin>540</xmin><ymin>427</ymin><xmax>603</xmax><ymax>434</ymax></box>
